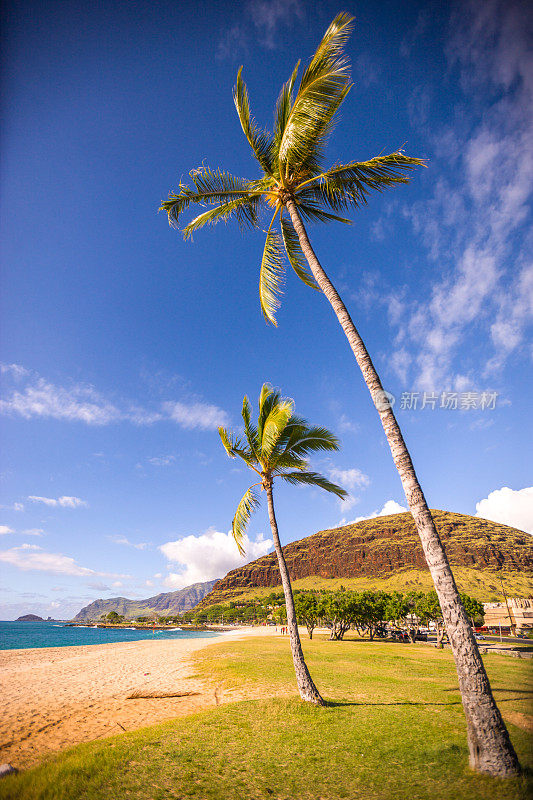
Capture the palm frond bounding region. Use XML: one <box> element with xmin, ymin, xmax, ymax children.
<box><xmin>277</xmin><ymin>13</ymin><xmax>354</xmax><ymax>173</ymax></box>
<box><xmin>258</xmin><ymin>383</ymin><xmax>274</xmax><ymax>418</ymax></box>
<box><xmin>291</xmin><ymin>200</ymin><xmax>352</xmax><ymax>226</ymax></box>
<box><xmin>296</xmin><ymin>153</ymin><xmax>427</xmax><ymax>211</ymax></box>
<box><xmin>261</xmin><ymin>399</ymin><xmax>294</xmax><ymax>460</ymax></box>
<box><xmin>162</xmin><ymin>168</ymin><xmax>256</xmax><ymax>228</ymax></box>
<box><xmin>286</xmin><ymin>426</ymin><xmax>341</xmax><ymax>456</ymax></box>
<box><xmin>259</xmin><ymin>218</ymin><xmax>285</xmax><ymax>326</ymax></box>
<box><xmin>270</xmin><ymin>421</ymin><xmax>340</xmax><ymax>469</ymax></box>
<box><xmin>279</xmin><ymin>470</ymin><xmax>347</xmax><ymax>498</ymax></box>
<box><xmin>218</xmin><ymin>426</ymin><xmax>254</xmax><ymax>464</ymax></box>
<box><xmin>256</xmin><ymin>383</ymin><xmax>283</xmax><ymax>450</ymax></box>
<box><xmin>272</xmin><ymin>452</ymin><xmax>309</xmax><ymax>470</ymax></box>
<box><xmin>241</xmin><ymin>395</ymin><xmax>260</xmax><ymax>459</ymax></box>
<box><xmin>234</xmin><ymin>68</ymin><xmax>274</xmax><ymax>175</ymax></box>
<box><xmin>280</xmin><ymin>215</ymin><xmax>318</xmax><ymax>289</ymax></box>
<box><xmin>272</xmin><ymin>61</ymin><xmax>299</xmax><ymax>159</ymax></box>
<box><xmin>182</xmin><ymin>196</ymin><xmax>260</xmax><ymax>239</ymax></box>
<box><xmin>232</xmin><ymin>486</ymin><xmax>260</xmax><ymax>556</ymax></box>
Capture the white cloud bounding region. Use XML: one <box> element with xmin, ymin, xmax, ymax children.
<box><xmin>147</xmin><ymin>455</ymin><xmax>176</xmax><ymax>466</ymax></box>
<box><xmin>248</xmin><ymin>0</ymin><xmax>303</xmax><ymax>49</ymax></box>
<box><xmin>162</xmin><ymin>401</ymin><xmax>229</xmax><ymax>430</ymax></box>
<box><xmin>1</xmin><ymin>365</ymin><xmax>229</xmax><ymax>431</ymax></box>
<box><xmin>1</xmin><ymin>524</ymin><xmax>48</xmax><ymax>537</ymax></box>
<box><xmin>475</xmin><ymin>486</ymin><xmax>533</xmax><ymax>533</ymax></box>
<box><xmin>28</xmin><ymin>495</ymin><xmax>87</xmax><ymax>509</ymax></box>
<box><xmin>339</xmin><ymin>496</ymin><xmax>359</xmax><ymax>513</ymax></box>
<box><xmin>0</xmin><ymin>363</ymin><xmax>29</xmax><ymax>379</ymax></box>
<box><xmin>328</xmin><ymin>468</ymin><xmax>370</xmax><ymax>491</ymax></box>
<box><xmin>338</xmin><ymin>500</ymin><xmax>408</xmax><ymax>527</ymax></box>
<box><xmin>337</xmin><ymin>415</ymin><xmax>359</xmax><ymax>434</ymax></box>
<box><xmin>217</xmin><ymin>0</ymin><xmax>303</xmax><ymax>60</ymax></box>
<box><xmin>0</xmin><ymin>374</ymin><xmax>126</xmax><ymax>425</ymax></box>
<box><xmin>0</xmin><ymin>502</ymin><xmax>25</xmax><ymax>512</ymax></box>
<box><xmin>145</xmin><ymin>580</ymin><xmax>154</xmax><ymax>587</ymax></box>
<box><xmin>394</xmin><ymin>2</ymin><xmax>533</xmax><ymax>390</ymax></box>
<box><xmin>0</xmin><ymin>545</ymin><xmax>127</xmax><ymax>577</ymax></box>
<box><xmin>112</xmin><ymin>581</ymin><xmax>123</xmax><ymax>588</ymax></box>
<box><xmin>109</xmin><ymin>535</ymin><xmax>148</xmax><ymax>550</ymax></box>
<box><xmin>160</xmin><ymin>527</ymin><xmax>273</xmax><ymax>589</ymax></box>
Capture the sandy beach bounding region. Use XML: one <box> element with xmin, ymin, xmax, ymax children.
<box><xmin>0</xmin><ymin>626</ymin><xmax>276</xmax><ymax>770</ymax></box>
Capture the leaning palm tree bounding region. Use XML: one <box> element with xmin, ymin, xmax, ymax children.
<box><xmin>219</xmin><ymin>383</ymin><xmax>346</xmax><ymax>705</ymax></box>
<box><xmin>161</xmin><ymin>13</ymin><xmax>519</xmax><ymax>776</ymax></box>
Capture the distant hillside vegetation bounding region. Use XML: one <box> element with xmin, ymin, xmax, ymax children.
<box><xmin>74</xmin><ymin>580</ymin><xmax>218</xmax><ymax>621</ymax></box>
<box><xmin>200</xmin><ymin>510</ymin><xmax>532</xmax><ymax>606</ymax></box>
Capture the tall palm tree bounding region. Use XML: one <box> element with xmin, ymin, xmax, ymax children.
<box><xmin>219</xmin><ymin>383</ymin><xmax>346</xmax><ymax>705</ymax></box>
<box><xmin>161</xmin><ymin>13</ymin><xmax>520</xmax><ymax>776</ymax></box>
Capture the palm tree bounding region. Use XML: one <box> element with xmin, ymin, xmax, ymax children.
<box><xmin>161</xmin><ymin>13</ymin><xmax>520</xmax><ymax>776</ymax></box>
<box><xmin>219</xmin><ymin>383</ymin><xmax>346</xmax><ymax>705</ymax></box>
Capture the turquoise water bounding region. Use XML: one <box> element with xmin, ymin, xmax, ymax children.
<box><xmin>0</xmin><ymin>620</ymin><xmax>219</xmax><ymax>650</ymax></box>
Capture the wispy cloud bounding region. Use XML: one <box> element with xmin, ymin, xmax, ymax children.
<box><xmin>391</xmin><ymin>1</ymin><xmax>533</xmax><ymax>390</ymax></box>
<box><xmin>1</xmin><ymin>365</ymin><xmax>229</xmax><ymax>432</ymax></box>
<box><xmin>160</xmin><ymin>527</ymin><xmax>273</xmax><ymax>589</ymax></box>
<box><xmin>0</xmin><ymin>525</ymin><xmax>43</xmax><ymax>536</ymax></box>
<box><xmin>337</xmin><ymin>414</ymin><xmax>359</xmax><ymax>434</ymax></box>
<box><xmin>328</xmin><ymin>467</ymin><xmax>370</xmax><ymax>491</ymax></box>
<box><xmin>217</xmin><ymin>0</ymin><xmax>303</xmax><ymax>59</ymax></box>
<box><xmin>0</xmin><ymin>544</ymin><xmax>128</xmax><ymax>577</ymax></box>
<box><xmin>28</xmin><ymin>496</ymin><xmax>87</xmax><ymax>509</ymax></box>
<box><xmin>147</xmin><ymin>455</ymin><xmax>176</xmax><ymax>466</ymax></box>
<box><xmin>162</xmin><ymin>401</ymin><xmax>229</xmax><ymax>430</ymax></box>
<box><xmin>248</xmin><ymin>0</ymin><xmax>304</xmax><ymax>49</ymax></box>
<box><xmin>109</xmin><ymin>535</ymin><xmax>149</xmax><ymax>551</ymax></box>
<box><xmin>328</xmin><ymin>467</ymin><xmax>370</xmax><ymax>511</ymax></box>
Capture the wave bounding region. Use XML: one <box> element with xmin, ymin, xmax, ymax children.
<box><xmin>169</xmin><ymin>627</ymin><xmax>182</xmax><ymax>631</ymax></box>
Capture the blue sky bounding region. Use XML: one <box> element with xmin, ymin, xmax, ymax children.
<box><xmin>1</xmin><ymin>0</ymin><xmax>531</xmax><ymax>619</ymax></box>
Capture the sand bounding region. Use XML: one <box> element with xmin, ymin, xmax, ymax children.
<box><xmin>0</xmin><ymin>626</ymin><xmax>276</xmax><ymax>770</ymax></box>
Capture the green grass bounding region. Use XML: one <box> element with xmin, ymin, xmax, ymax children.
<box><xmin>2</xmin><ymin>636</ymin><xmax>532</xmax><ymax>800</ymax></box>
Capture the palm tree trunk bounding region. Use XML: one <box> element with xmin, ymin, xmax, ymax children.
<box><xmin>285</xmin><ymin>197</ymin><xmax>520</xmax><ymax>776</ymax></box>
<box><xmin>265</xmin><ymin>482</ymin><xmax>325</xmax><ymax>706</ymax></box>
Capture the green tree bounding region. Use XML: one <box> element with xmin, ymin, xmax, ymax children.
<box><xmin>322</xmin><ymin>591</ymin><xmax>356</xmax><ymax>640</ymax></box>
<box><xmin>105</xmin><ymin>611</ymin><xmax>124</xmax><ymax>623</ymax></box>
<box><xmin>219</xmin><ymin>383</ymin><xmax>346</xmax><ymax>705</ymax></box>
<box><xmin>294</xmin><ymin>592</ymin><xmax>321</xmax><ymax>639</ymax></box>
<box><xmin>161</xmin><ymin>13</ymin><xmax>519</xmax><ymax>776</ymax></box>
<box><xmin>352</xmin><ymin>590</ymin><xmax>389</xmax><ymax>640</ymax></box>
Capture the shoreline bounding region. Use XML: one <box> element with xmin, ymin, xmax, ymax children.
<box><xmin>0</xmin><ymin>626</ymin><xmax>276</xmax><ymax>770</ymax></box>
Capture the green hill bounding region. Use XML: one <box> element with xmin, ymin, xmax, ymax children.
<box><xmin>200</xmin><ymin>510</ymin><xmax>532</xmax><ymax>606</ymax></box>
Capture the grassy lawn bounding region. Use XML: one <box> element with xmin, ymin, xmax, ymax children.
<box><xmin>2</xmin><ymin>635</ymin><xmax>531</xmax><ymax>800</ymax></box>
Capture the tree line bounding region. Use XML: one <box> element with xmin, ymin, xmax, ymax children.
<box><xmin>182</xmin><ymin>588</ymin><xmax>483</xmax><ymax>646</ymax></box>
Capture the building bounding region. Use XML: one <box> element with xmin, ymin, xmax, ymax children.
<box><xmin>483</xmin><ymin>598</ymin><xmax>533</xmax><ymax>635</ymax></box>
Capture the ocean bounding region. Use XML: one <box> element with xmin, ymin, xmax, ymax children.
<box><xmin>0</xmin><ymin>620</ymin><xmax>219</xmax><ymax>651</ymax></box>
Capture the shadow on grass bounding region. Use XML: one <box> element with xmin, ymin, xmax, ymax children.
<box><xmin>441</xmin><ymin>687</ymin><xmax>533</xmax><ymax>695</ymax></box>
<box><xmin>325</xmin><ymin>696</ymin><xmax>530</xmax><ymax>708</ymax></box>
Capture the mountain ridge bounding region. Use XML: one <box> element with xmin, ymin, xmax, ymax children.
<box><xmin>74</xmin><ymin>579</ymin><xmax>218</xmax><ymax>621</ymax></box>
